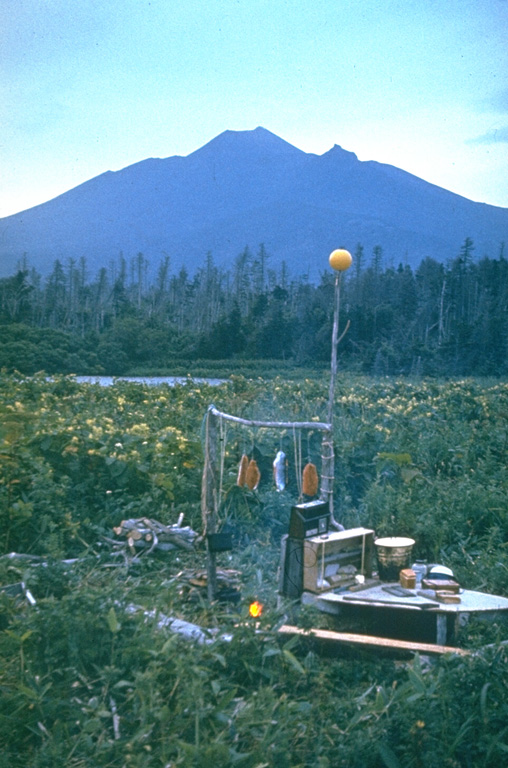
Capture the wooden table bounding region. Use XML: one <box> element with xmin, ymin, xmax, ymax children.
<box><xmin>301</xmin><ymin>583</ymin><xmax>508</xmax><ymax>646</ymax></box>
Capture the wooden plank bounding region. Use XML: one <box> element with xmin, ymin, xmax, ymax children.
<box><xmin>278</xmin><ymin>624</ymin><xmax>470</xmax><ymax>656</ymax></box>
<box><xmin>341</xmin><ymin>594</ymin><xmax>438</xmax><ymax>610</ymax></box>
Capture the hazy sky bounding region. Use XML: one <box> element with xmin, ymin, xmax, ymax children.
<box><xmin>1</xmin><ymin>0</ymin><xmax>507</xmax><ymax>218</ymax></box>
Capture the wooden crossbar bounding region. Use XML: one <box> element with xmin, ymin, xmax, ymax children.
<box><xmin>208</xmin><ymin>405</ymin><xmax>331</xmax><ymax>431</ymax></box>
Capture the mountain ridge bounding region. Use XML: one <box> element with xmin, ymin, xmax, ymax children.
<box><xmin>0</xmin><ymin>126</ymin><xmax>506</xmax><ymax>279</ymax></box>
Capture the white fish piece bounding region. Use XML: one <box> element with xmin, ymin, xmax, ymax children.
<box><xmin>273</xmin><ymin>450</ymin><xmax>287</xmax><ymax>491</ymax></box>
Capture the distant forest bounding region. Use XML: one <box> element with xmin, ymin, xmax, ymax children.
<box><xmin>1</xmin><ymin>238</ymin><xmax>507</xmax><ymax>377</ymax></box>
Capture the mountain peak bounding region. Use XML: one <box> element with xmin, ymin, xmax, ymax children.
<box><xmin>1</xmin><ymin>126</ymin><xmax>507</xmax><ymax>280</ymax></box>
<box><xmin>189</xmin><ymin>126</ymin><xmax>304</xmax><ymax>161</ymax></box>
<box><xmin>321</xmin><ymin>143</ymin><xmax>359</xmax><ymax>163</ymax></box>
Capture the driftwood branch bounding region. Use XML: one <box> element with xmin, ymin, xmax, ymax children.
<box><xmin>208</xmin><ymin>405</ymin><xmax>331</xmax><ymax>432</ymax></box>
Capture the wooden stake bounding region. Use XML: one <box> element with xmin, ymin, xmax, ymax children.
<box><xmin>201</xmin><ymin>407</ymin><xmax>218</xmax><ymax>600</ymax></box>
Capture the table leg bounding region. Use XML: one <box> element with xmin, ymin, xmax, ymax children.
<box><xmin>436</xmin><ymin>614</ymin><xmax>447</xmax><ymax>645</ymax></box>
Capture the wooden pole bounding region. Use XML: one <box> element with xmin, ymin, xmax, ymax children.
<box><xmin>327</xmin><ymin>273</ymin><xmax>341</xmax><ymax>427</ymax></box>
<box><xmin>324</xmin><ymin>274</ymin><xmax>341</xmax><ymax>525</ymax></box>
<box><xmin>319</xmin><ymin>429</ymin><xmax>335</xmax><ymax>515</ymax></box>
<box><xmin>322</xmin><ymin>273</ymin><xmax>350</xmax><ymax>529</ymax></box>
<box><xmin>201</xmin><ymin>406</ymin><xmax>218</xmax><ymax>600</ymax></box>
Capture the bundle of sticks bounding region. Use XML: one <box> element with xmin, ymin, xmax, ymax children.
<box><xmin>181</xmin><ymin>567</ymin><xmax>241</xmax><ymax>589</ymax></box>
<box><xmin>176</xmin><ymin>567</ymin><xmax>242</xmax><ymax>600</ymax></box>
<box><xmin>110</xmin><ymin>515</ymin><xmax>198</xmax><ymax>555</ymax></box>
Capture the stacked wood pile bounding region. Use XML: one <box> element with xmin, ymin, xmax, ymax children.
<box><xmin>109</xmin><ymin>515</ymin><xmax>198</xmax><ymax>556</ymax></box>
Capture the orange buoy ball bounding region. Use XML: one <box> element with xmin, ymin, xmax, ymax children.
<box><xmin>329</xmin><ymin>248</ymin><xmax>352</xmax><ymax>272</ymax></box>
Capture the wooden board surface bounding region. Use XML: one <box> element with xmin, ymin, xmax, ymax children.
<box><xmin>306</xmin><ymin>585</ymin><xmax>508</xmax><ymax>614</ymax></box>
<box><xmin>278</xmin><ymin>624</ymin><xmax>470</xmax><ymax>656</ymax></box>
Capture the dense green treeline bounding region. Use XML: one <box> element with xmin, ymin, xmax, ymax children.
<box><xmin>1</xmin><ymin>238</ymin><xmax>507</xmax><ymax>375</ymax></box>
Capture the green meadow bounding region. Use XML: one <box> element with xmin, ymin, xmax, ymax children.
<box><xmin>1</xmin><ymin>372</ymin><xmax>508</xmax><ymax>767</ymax></box>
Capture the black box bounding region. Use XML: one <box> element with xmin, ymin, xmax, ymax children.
<box><xmin>289</xmin><ymin>500</ymin><xmax>329</xmax><ymax>540</ymax></box>
<box><xmin>279</xmin><ymin>535</ymin><xmax>304</xmax><ymax>598</ymax></box>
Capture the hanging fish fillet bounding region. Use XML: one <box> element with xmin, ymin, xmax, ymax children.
<box><xmin>302</xmin><ymin>462</ymin><xmax>319</xmax><ymax>497</ymax></box>
<box><xmin>245</xmin><ymin>459</ymin><xmax>261</xmax><ymax>490</ymax></box>
<box><xmin>273</xmin><ymin>450</ymin><xmax>287</xmax><ymax>492</ymax></box>
<box><xmin>236</xmin><ymin>454</ymin><xmax>249</xmax><ymax>486</ymax></box>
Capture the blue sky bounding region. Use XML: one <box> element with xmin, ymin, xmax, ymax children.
<box><xmin>1</xmin><ymin>0</ymin><xmax>507</xmax><ymax>218</ymax></box>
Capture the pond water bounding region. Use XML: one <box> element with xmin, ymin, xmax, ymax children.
<box><xmin>74</xmin><ymin>376</ymin><xmax>227</xmax><ymax>387</ymax></box>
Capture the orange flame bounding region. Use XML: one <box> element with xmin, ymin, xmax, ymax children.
<box><xmin>249</xmin><ymin>601</ymin><xmax>263</xmax><ymax>618</ymax></box>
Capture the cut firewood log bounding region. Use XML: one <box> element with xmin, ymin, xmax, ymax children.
<box><xmin>110</xmin><ymin>516</ymin><xmax>198</xmax><ymax>557</ymax></box>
